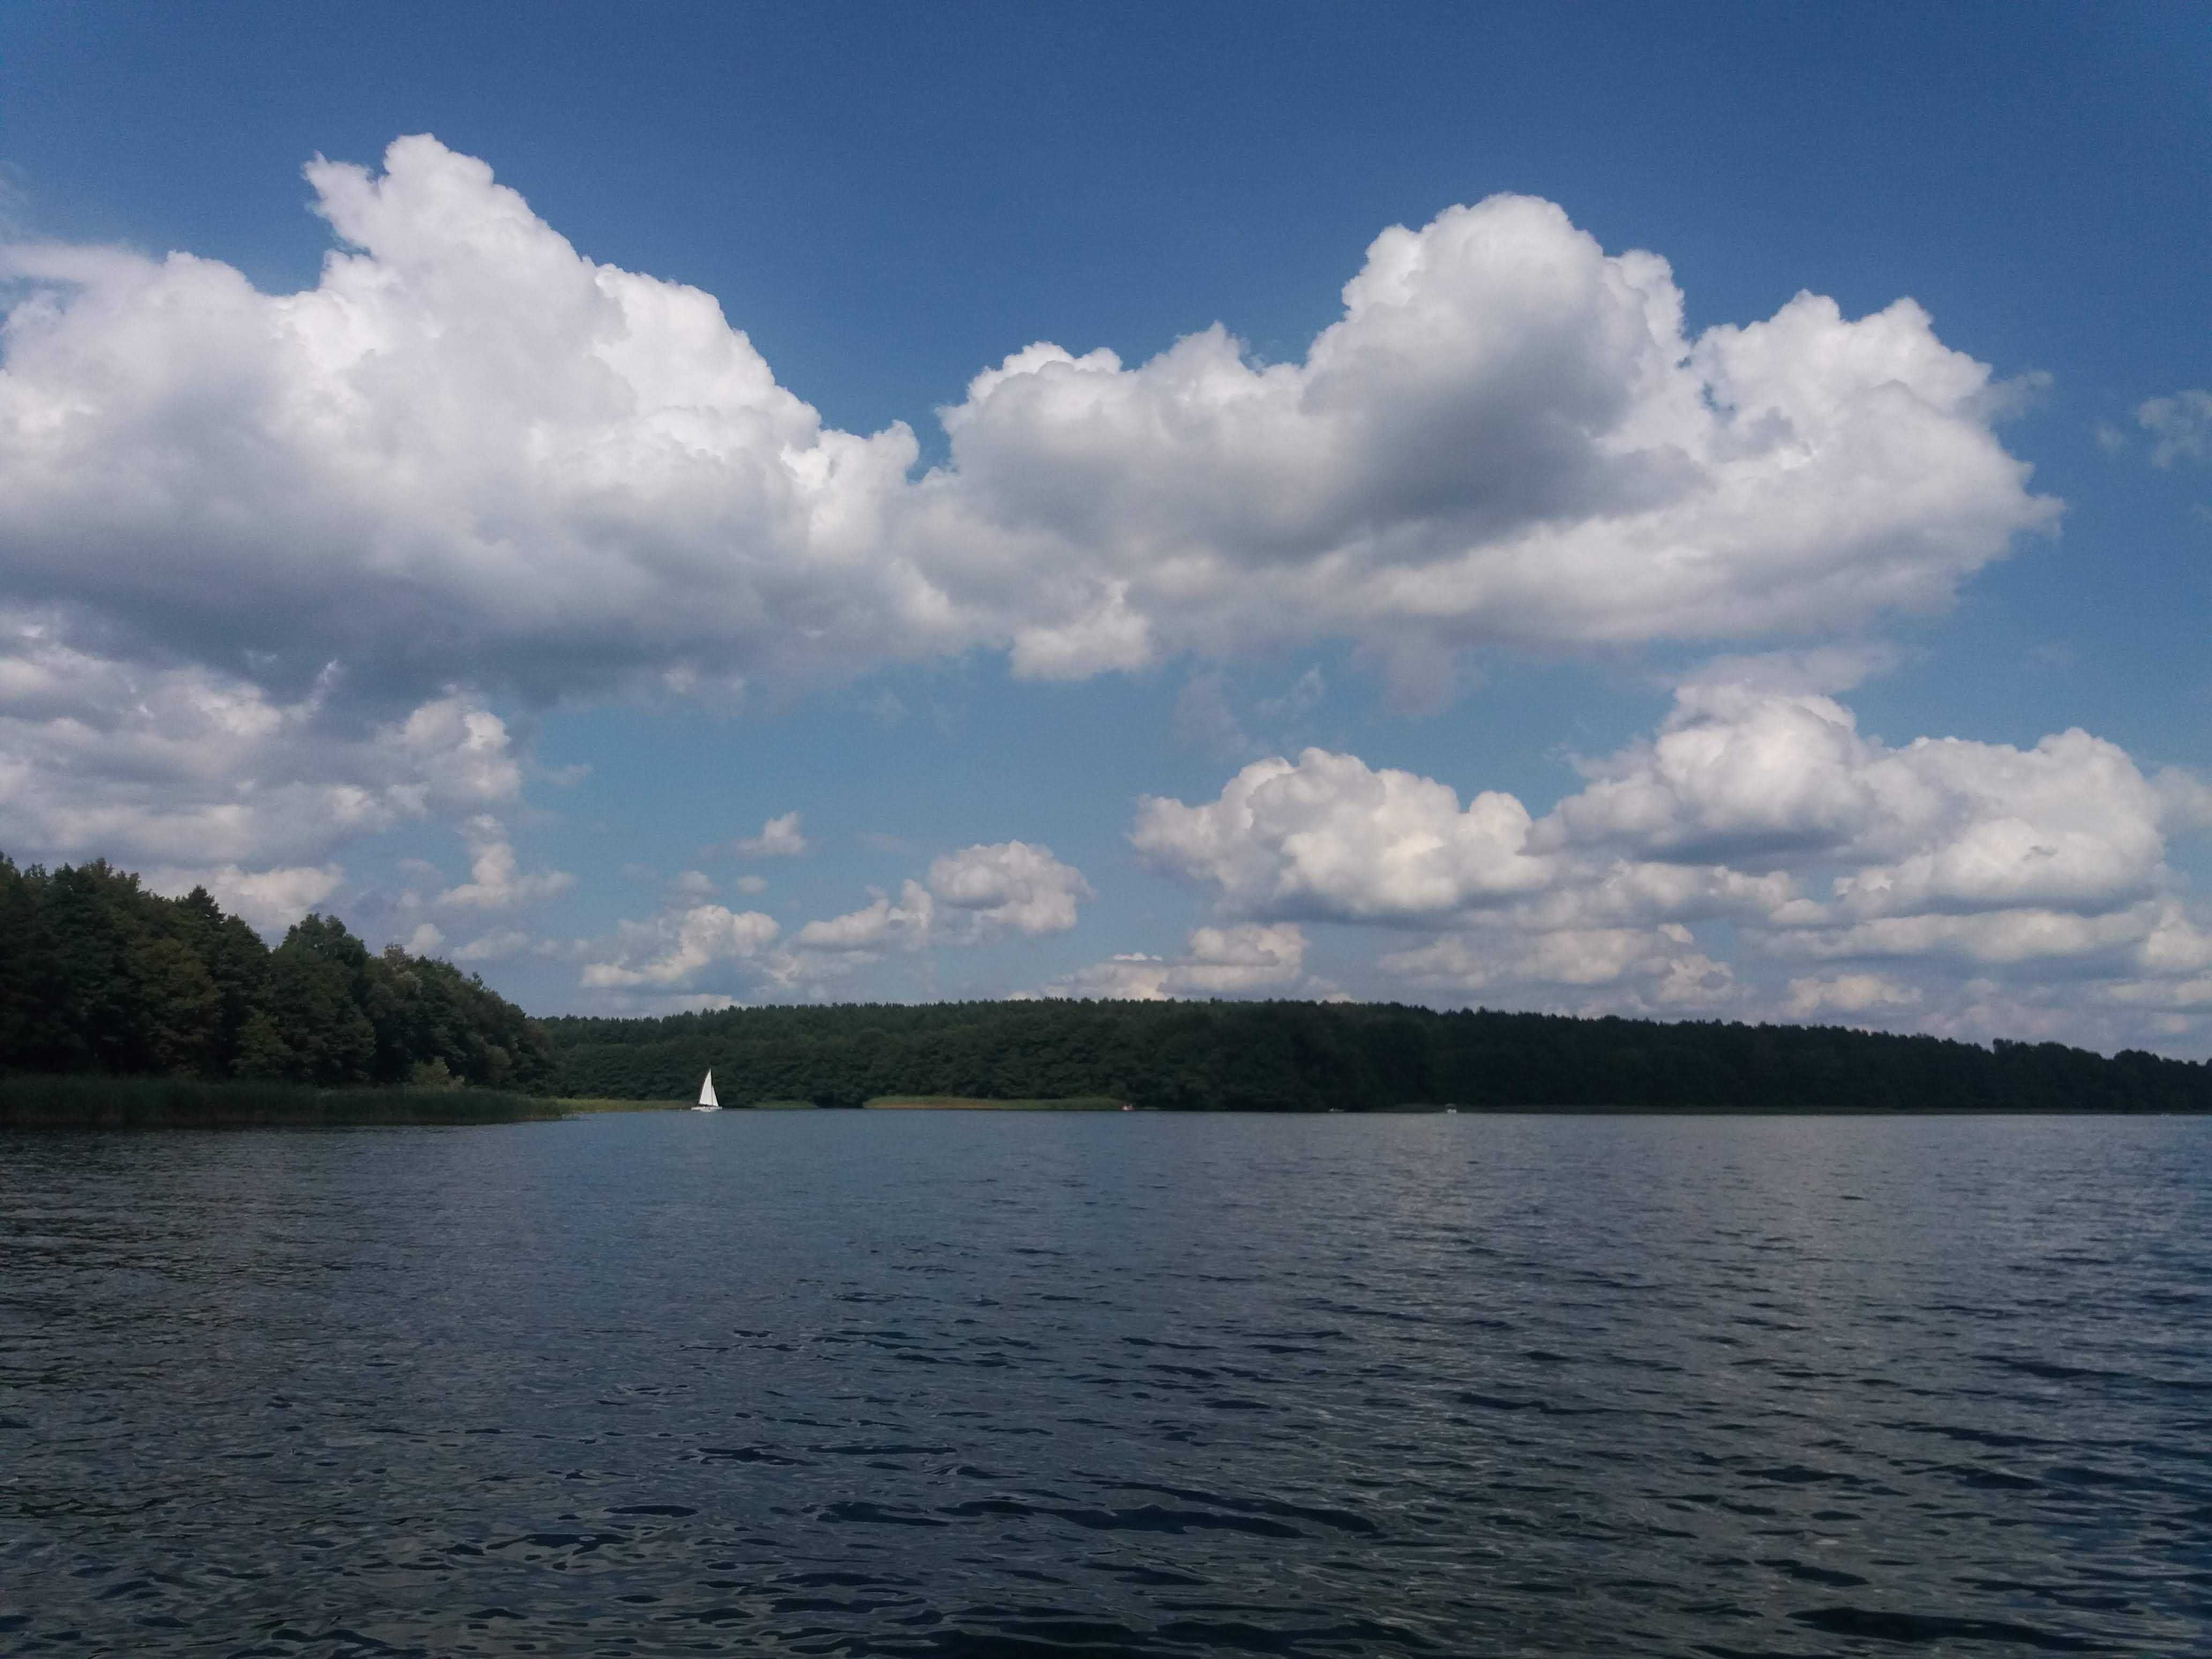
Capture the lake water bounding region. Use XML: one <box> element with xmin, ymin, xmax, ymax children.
<box><xmin>3</xmin><ymin>1111</ymin><xmax>2209</xmax><ymax>1656</ymax></box>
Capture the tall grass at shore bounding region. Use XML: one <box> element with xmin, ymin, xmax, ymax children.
<box><xmin>0</xmin><ymin>1074</ymin><xmax>566</xmax><ymax>1129</ymax></box>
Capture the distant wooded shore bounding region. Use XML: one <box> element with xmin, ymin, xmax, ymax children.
<box><xmin>5</xmin><ymin>854</ymin><xmax>2210</xmax><ymax>1126</ymax></box>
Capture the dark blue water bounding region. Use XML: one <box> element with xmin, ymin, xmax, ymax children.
<box><xmin>3</xmin><ymin>1111</ymin><xmax>2209</xmax><ymax>1656</ymax></box>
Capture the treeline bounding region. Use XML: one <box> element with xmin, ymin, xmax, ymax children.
<box><xmin>8</xmin><ymin>853</ymin><xmax>2207</xmax><ymax>1114</ymax></box>
<box><xmin>545</xmin><ymin>998</ymin><xmax>2212</xmax><ymax>1113</ymax></box>
<box><xmin>0</xmin><ymin>856</ymin><xmax>555</xmax><ymax>1091</ymax></box>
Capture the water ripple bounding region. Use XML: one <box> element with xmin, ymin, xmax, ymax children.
<box><xmin>4</xmin><ymin>1111</ymin><xmax>2209</xmax><ymax>1655</ymax></box>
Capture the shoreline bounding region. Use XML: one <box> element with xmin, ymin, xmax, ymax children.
<box><xmin>5</xmin><ymin>1075</ymin><xmax>2204</xmax><ymax>1130</ymax></box>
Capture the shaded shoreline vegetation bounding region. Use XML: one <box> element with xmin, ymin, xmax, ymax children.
<box><xmin>547</xmin><ymin>1000</ymin><xmax>2212</xmax><ymax>1115</ymax></box>
<box><xmin>0</xmin><ymin>856</ymin><xmax>557</xmax><ymax>1125</ymax></box>
<box><xmin>4</xmin><ymin>855</ymin><xmax>2210</xmax><ymax>1125</ymax></box>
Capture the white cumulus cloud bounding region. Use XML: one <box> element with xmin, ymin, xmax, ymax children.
<box><xmin>452</xmin><ymin>929</ymin><xmax>539</xmax><ymax>963</ymax></box>
<box><xmin>0</xmin><ymin>138</ymin><xmax>2054</xmax><ymax>720</ymax></box>
<box><xmin>1555</xmin><ymin>684</ymin><xmax>2180</xmax><ymax>935</ymax></box>
<box><xmin>1786</xmin><ymin>973</ymin><xmax>1921</xmax><ymax>1018</ymax></box>
<box><xmin>926</xmin><ymin>840</ymin><xmax>1093</xmax><ymax>939</ymax></box>
<box><xmin>581</xmin><ymin>904</ymin><xmax>781</xmax><ymax>988</ymax></box>
<box><xmin>1133</xmin><ymin>748</ymin><xmax>1551</xmax><ymax>922</ymax></box>
<box><xmin>1047</xmin><ymin>922</ymin><xmax>1309</xmax><ymax>1001</ymax></box>
<box><xmin>2137</xmin><ymin>389</ymin><xmax>2212</xmax><ymax>467</ymax></box>
<box><xmin>586</xmin><ymin>839</ymin><xmax>1095</xmax><ymax>996</ymax></box>
<box><xmin>933</xmin><ymin>196</ymin><xmax>2053</xmax><ymax>700</ymax></box>
<box><xmin>436</xmin><ymin>816</ymin><xmax>575</xmax><ymax>909</ymax></box>
<box><xmin>0</xmin><ymin>610</ymin><xmax>525</xmax><ymax>872</ymax></box>
<box><xmin>792</xmin><ymin>879</ymin><xmax>936</xmax><ymax>954</ymax></box>
<box><xmin>142</xmin><ymin>862</ymin><xmax>345</xmax><ymax>935</ymax></box>
<box><xmin>730</xmin><ymin>811</ymin><xmax>807</xmax><ymax>857</ymax></box>
<box><xmin>1380</xmin><ymin>925</ymin><xmax>1736</xmax><ymax>1010</ymax></box>
<box><xmin>792</xmin><ymin>840</ymin><xmax>1093</xmax><ymax>956</ymax></box>
<box><xmin>1139</xmin><ymin>676</ymin><xmax>2212</xmax><ymax>1044</ymax></box>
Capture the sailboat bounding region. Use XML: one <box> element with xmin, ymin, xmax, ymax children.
<box><xmin>693</xmin><ymin>1070</ymin><xmax>721</xmax><ymax>1112</ymax></box>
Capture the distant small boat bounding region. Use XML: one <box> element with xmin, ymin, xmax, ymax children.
<box><xmin>693</xmin><ymin>1071</ymin><xmax>721</xmax><ymax>1112</ymax></box>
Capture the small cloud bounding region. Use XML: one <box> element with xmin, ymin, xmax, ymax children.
<box><xmin>403</xmin><ymin>922</ymin><xmax>445</xmax><ymax>955</ymax></box>
<box><xmin>671</xmin><ymin>869</ymin><xmax>715</xmax><ymax>900</ymax></box>
<box><xmin>794</xmin><ymin>880</ymin><xmax>933</xmax><ymax>955</ymax></box>
<box><xmin>1044</xmin><ymin>923</ymin><xmax>1307</xmax><ymax>1001</ymax></box>
<box><xmin>454</xmin><ymin>929</ymin><xmax>536</xmax><ymax>962</ymax></box>
<box><xmin>1257</xmin><ymin>666</ymin><xmax>1327</xmax><ymax>722</ymax></box>
<box><xmin>436</xmin><ymin>816</ymin><xmax>576</xmax><ymax>909</ymax></box>
<box><xmin>791</xmin><ymin>841</ymin><xmax>1094</xmax><ymax>958</ymax></box>
<box><xmin>1787</xmin><ymin>973</ymin><xmax>1920</xmax><ymax>1018</ymax></box>
<box><xmin>734</xmin><ymin>873</ymin><xmax>768</xmax><ymax>895</ymax></box>
<box><xmin>1172</xmin><ymin>670</ymin><xmax>1251</xmax><ymax>758</ymax></box>
<box><xmin>1675</xmin><ymin>644</ymin><xmax>1899</xmax><ymax>698</ymax></box>
<box><xmin>2140</xmin><ymin>390</ymin><xmax>2212</xmax><ymax>467</ymax></box>
<box><xmin>730</xmin><ymin>811</ymin><xmax>807</xmax><ymax>858</ymax></box>
<box><xmin>927</xmin><ymin>841</ymin><xmax>1093</xmax><ymax>939</ymax></box>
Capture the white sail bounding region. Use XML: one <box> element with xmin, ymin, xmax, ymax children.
<box><xmin>694</xmin><ymin>1070</ymin><xmax>720</xmax><ymax>1111</ymax></box>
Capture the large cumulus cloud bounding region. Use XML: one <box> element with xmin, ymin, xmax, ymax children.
<box><xmin>2</xmin><ymin>136</ymin><xmax>2102</xmax><ymax>1018</ymax></box>
<box><xmin>1132</xmin><ymin>749</ymin><xmax>1551</xmax><ymax>921</ymax></box>
<box><xmin>0</xmin><ymin>137</ymin><xmax>2054</xmax><ymax>714</ymax></box>
<box><xmin>0</xmin><ymin>606</ymin><xmax>536</xmax><ymax>928</ymax></box>
<box><xmin>0</xmin><ymin>139</ymin><xmax>936</xmax><ymax>703</ymax></box>
<box><xmin>1134</xmin><ymin>679</ymin><xmax>2212</xmax><ymax>1044</ymax></box>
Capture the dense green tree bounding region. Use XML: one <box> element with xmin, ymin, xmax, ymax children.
<box><xmin>540</xmin><ymin>997</ymin><xmax>2212</xmax><ymax>1114</ymax></box>
<box><xmin>266</xmin><ymin>931</ymin><xmax>378</xmax><ymax>1085</ymax></box>
<box><xmin>126</xmin><ymin>933</ymin><xmax>223</xmax><ymax>1076</ymax></box>
<box><xmin>0</xmin><ymin>856</ymin><xmax>555</xmax><ymax>1093</ymax></box>
<box><xmin>233</xmin><ymin>1008</ymin><xmax>296</xmax><ymax>1081</ymax></box>
<box><xmin>5</xmin><ymin>850</ymin><xmax>2206</xmax><ymax>1113</ymax></box>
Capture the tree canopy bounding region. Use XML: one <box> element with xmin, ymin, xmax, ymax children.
<box><xmin>6</xmin><ymin>851</ymin><xmax>2207</xmax><ymax>1113</ymax></box>
<box><xmin>0</xmin><ymin>855</ymin><xmax>555</xmax><ymax>1091</ymax></box>
<box><xmin>543</xmin><ymin>997</ymin><xmax>2212</xmax><ymax>1114</ymax></box>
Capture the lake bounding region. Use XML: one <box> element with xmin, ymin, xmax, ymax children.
<box><xmin>3</xmin><ymin>1110</ymin><xmax>2208</xmax><ymax>1655</ymax></box>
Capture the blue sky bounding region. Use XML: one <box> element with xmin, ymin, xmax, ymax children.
<box><xmin>2</xmin><ymin>2</ymin><xmax>2207</xmax><ymax>1052</ymax></box>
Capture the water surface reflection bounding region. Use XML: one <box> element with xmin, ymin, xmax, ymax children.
<box><xmin>4</xmin><ymin>1111</ymin><xmax>2207</xmax><ymax>1654</ymax></box>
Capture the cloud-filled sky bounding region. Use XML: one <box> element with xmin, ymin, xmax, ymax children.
<box><xmin>2</xmin><ymin>2</ymin><xmax>2207</xmax><ymax>1052</ymax></box>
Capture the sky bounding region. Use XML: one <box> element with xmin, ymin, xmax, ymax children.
<box><xmin>1</xmin><ymin>2</ymin><xmax>2207</xmax><ymax>1053</ymax></box>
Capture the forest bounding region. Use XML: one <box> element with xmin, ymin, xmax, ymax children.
<box><xmin>544</xmin><ymin>996</ymin><xmax>2212</xmax><ymax>1114</ymax></box>
<box><xmin>5</xmin><ymin>854</ymin><xmax>2210</xmax><ymax>1115</ymax></box>
<box><xmin>0</xmin><ymin>855</ymin><xmax>555</xmax><ymax>1092</ymax></box>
